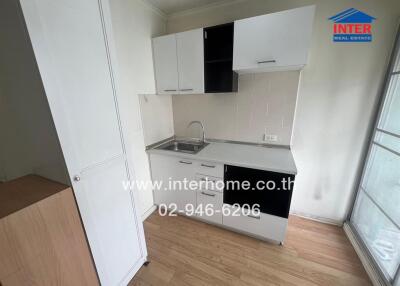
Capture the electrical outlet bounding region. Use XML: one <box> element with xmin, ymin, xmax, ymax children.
<box><xmin>263</xmin><ymin>134</ymin><xmax>278</xmax><ymax>142</ymax></box>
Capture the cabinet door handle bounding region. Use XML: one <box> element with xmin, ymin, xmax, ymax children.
<box><xmin>179</xmin><ymin>88</ymin><xmax>193</xmax><ymax>91</ymax></box>
<box><xmin>201</xmin><ymin>163</ymin><xmax>215</xmax><ymax>168</ymax></box>
<box><xmin>201</xmin><ymin>191</ymin><xmax>216</xmax><ymax>197</ymax></box>
<box><xmin>247</xmin><ymin>214</ymin><xmax>261</xmax><ymax>220</ymax></box>
<box><xmin>164</xmin><ymin>89</ymin><xmax>177</xmax><ymax>92</ymax></box>
<box><xmin>257</xmin><ymin>60</ymin><xmax>276</xmax><ymax>64</ymax></box>
<box><xmin>179</xmin><ymin>160</ymin><xmax>192</xmax><ymax>165</ymax></box>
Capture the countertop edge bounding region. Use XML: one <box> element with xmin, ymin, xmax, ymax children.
<box><xmin>147</xmin><ymin>144</ymin><xmax>297</xmax><ymax>175</ymax></box>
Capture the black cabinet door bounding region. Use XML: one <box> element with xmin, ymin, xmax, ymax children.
<box><xmin>224</xmin><ymin>165</ymin><xmax>295</xmax><ymax>218</ymax></box>
<box><xmin>204</xmin><ymin>23</ymin><xmax>238</xmax><ymax>93</ymax></box>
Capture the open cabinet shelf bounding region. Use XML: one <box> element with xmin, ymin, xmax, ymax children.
<box><xmin>204</xmin><ymin>22</ymin><xmax>238</xmax><ymax>93</ymax></box>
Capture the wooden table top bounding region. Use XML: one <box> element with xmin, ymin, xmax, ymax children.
<box><xmin>0</xmin><ymin>175</ymin><xmax>69</xmax><ymax>219</ymax></box>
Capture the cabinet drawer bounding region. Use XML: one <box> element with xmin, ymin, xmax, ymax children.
<box><xmin>196</xmin><ymin>190</ymin><xmax>223</xmax><ymax>224</ymax></box>
<box><xmin>195</xmin><ymin>160</ymin><xmax>223</xmax><ymax>177</ymax></box>
<box><xmin>195</xmin><ymin>174</ymin><xmax>223</xmax><ymax>193</ymax></box>
<box><xmin>156</xmin><ymin>189</ymin><xmax>196</xmax><ymax>215</ymax></box>
<box><xmin>222</xmin><ymin>204</ymin><xmax>288</xmax><ymax>242</ymax></box>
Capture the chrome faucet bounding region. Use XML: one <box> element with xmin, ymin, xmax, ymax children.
<box><xmin>187</xmin><ymin>120</ymin><xmax>205</xmax><ymax>143</ymax></box>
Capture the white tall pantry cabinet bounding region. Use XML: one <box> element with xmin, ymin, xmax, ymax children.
<box><xmin>18</xmin><ymin>0</ymin><xmax>147</xmax><ymax>285</ymax></box>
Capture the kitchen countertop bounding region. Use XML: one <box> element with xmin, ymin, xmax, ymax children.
<box><xmin>147</xmin><ymin>140</ymin><xmax>297</xmax><ymax>175</ymax></box>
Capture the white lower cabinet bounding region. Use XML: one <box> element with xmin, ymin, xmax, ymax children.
<box><xmin>150</xmin><ymin>153</ymin><xmax>289</xmax><ymax>243</ymax></box>
<box><xmin>222</xmin><ymin>204</ymin><xmax>288</xmax><ymax>243</ymax></box>
<box><xmin>150</xmin><ymin>154</ymin><xmax>196</xmax><ymax>214</ymax></box>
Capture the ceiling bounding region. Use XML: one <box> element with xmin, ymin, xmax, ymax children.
<box><xmin>146</xmin><ymin>0</ymin><xmax>234</xmax><ymax>15</ymax></box>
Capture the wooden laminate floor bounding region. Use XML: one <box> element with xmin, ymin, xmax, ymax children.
<box><xmin>129</xmin><ymin>213</ymin><xmax>371</xmax><ymax>286</ymax></box>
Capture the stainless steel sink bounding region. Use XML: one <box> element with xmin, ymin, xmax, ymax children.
<box><xmin>156</xmin><ymin>139</ymin><xmax>209</xmax><ymax>154</ymax></box>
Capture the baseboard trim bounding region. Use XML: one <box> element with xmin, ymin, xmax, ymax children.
<box><xmin>343</xmin><ymin>223</ymin><xmax>386</xmax><ymax>286</ymax></box>
<box><xmin>141</xmin><ymin>205</ymin><xmax>157</xmax><ymax>221</ymax></box>
<box><xmin>290</xmin><ymin>211</ymin><xmax>343</xmax><ymax>226</ymax></box>
<box><xmin>119</xmin><ymin>256</ymin><xmax>147</xmax><ymax>286</ymax></box>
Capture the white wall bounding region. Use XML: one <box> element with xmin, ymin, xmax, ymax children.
<box><xmin>139</xmin><ymin>94</ymin><xmax>174</xmax><ymax>146</ymax></box>
<box><xmin>167</xmin><ymin>0</ymin><xmax>400</xmax><ymax>222</ymax></box>
<box><xmin>0</xmin><ymin>0</ymin><xmax>69</xmax><ymax>184</ymax></box>
<box><xmin>108</xmin><ymin>0</ymin><xmax>168</xmax><ymax>217</ymax></box>
<box><xmin>173</xmin><ymin>71</ymin><xmax>300</xmax><ymax>145</ymax></box>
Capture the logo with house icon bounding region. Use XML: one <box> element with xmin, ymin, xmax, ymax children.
<box><xmin>329</xmin><ymin>8</ymin><xmax>376</xmax><ymax>42</ymax></box>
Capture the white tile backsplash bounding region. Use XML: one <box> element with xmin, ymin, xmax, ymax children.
<box><xmin>172</xmin><ymin>71</ymin><xmax>300</xmax><ymax>145</ymax></box>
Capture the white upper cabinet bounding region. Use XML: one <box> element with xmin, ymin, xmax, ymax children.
<box><xmin>152</xmin><ymin>6</ymin><xmax>315</xmax><ymax>91</ymax></box>
<box><xmin>233</xmin><ymin>5</ymin><xmax>315</xmax><ymax>74</ymax></box>
<box><xmin>152</xmin><ymin>34</ymin><xmax>179</xmax><ymax>94</ymax></box>
<box><xmin>153</xmin><ymin>29</ymin><xmax>204</xmax><ymax>95</ymax></box>
<box><xmin>176</xmin><ymin>29</ymin><xmax>204</xmax><ymax>94</ymax></box>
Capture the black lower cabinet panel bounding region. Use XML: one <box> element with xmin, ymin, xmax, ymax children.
<box><xmin>224</xmin><ymin>165</ymin><xmax>295</xmax><ymax>218</ymax></box>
